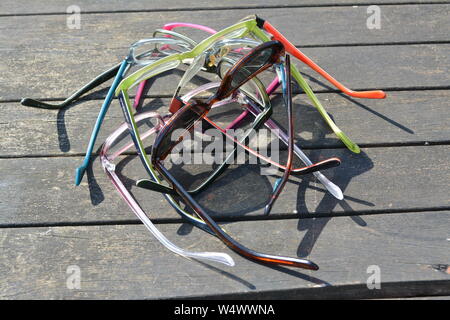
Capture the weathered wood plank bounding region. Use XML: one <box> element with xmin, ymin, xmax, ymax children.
<box><xmin>2</xmin><ymin>90</ymin><xmax>450</xmax><ymax>156</ymax></box>
<box><xmin>1</xmin><ymin>1</ymin><xmax>448</xmax><ymax>15</ymax></box>
<box><xmin>2</xmin><ymin>43</ymin><xmax>449</xmax><ymax>102</ymax></box>
<box><xmin>3</xmin><ymin>5</ymin><xmax>449</xmax><ymax>50</ymax></box>
<box><xmin>3</xmin><ymin>5</ymin><xmax>448</xmax><ymax>50</ymax></box>
<box><xmin>0</xmin><ymin>145</ymin><xmax>448</xmax><ymax>225</ymax></box>
<box><xmin>1</xmin><ymin>4</ymin><xmax>449</xmax><ymax>101</ymax></box>
<box><xmin>0</xmin><ymin>1</ymin><xmax>448</xmax><ymax>300</ymax></box>
<box><xmin>0</xmin><ymin>211</ymin><xmax>448</xmax><ymax>299</ymax></box>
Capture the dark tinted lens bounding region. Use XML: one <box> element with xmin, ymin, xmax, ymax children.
<box><xmin>156</xmin><ymin>107</ymin><xmax>204</xmax><ymax>160</ymax></box>
<box><xmin>229</xmin><ymin>46</ymin><xmax>274</xmax><ymax>92</ymax></box>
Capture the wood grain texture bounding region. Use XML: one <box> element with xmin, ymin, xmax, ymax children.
<box><xmin>1</xmin><ymin>1</ymin><xmax>448</xmax><ymax>15</ymax></box>
<box><xmin>1</xmin><ymin>0</ymin><xmax>449</xmax><ymax>300</ymax></box>
<box><xmin>2</xmin><ymin>43</ymin><xmax>450</xmax><ymax>102</ymax></box>
<box><xmin>0</xmin><ymin>211</ymin><xmax>448</xmax><ymax>299</ymax></box>
<box><xmin>2</xmin><ymin>90</ymin><xmax>450</xmax><ymax>157</ymax></box>
<box><xmin>1</xmin><ymin>5</ymin><xmax>450</xmax><ymax>101</ymax></box>
<box><xmin>0</xmin><ymin>145</ymin><xmax>449</xmax><ymax>225</ymax></box>
<box><xmin>3</xmin><ymin>5</ymin><xmax>449</xmax><ymax>49</ymax></box>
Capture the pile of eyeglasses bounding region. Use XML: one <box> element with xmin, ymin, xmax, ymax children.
<box><xmin>22</xmin><ymin>15</ymin><xmax>386</xmax><ymax>271</ymax></box>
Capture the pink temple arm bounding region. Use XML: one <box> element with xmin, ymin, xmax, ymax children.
<box><xmin>163</xmin><ymin>22</ymin><xmax>217</xmax><ymax>34</ymax></box>
<box><xmin>225</xmin><ymin>110</ymin><xmax>249</xmax><ymax>130</ymax></box>
<box><xmin>266</xmin><ymin>77</ymin><xmax>281</xmax><ymax>95</ymax></box>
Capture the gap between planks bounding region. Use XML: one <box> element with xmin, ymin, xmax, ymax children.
<box><xmin>1</xmin><ymin>207</ymin><xmax>449</xmax><ymax>230</ymax></box>
<box><xmin>4</xmin><ymin>85</ymin><xmax>450</xmax><ymax>104</ymax></box>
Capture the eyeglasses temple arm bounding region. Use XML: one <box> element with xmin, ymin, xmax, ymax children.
<box><xmin>136</xmin><ymin>179</ymin><xmax>178</xmax><ymax>195</ymax></box>
<box><xmin>74</xmin><ymin>59</ymin><xmax>129</xmax><ymax>186</ymax></box>
<box><xmin>223</xmin><ymin>96</ymin><xmax>343</xmax><ymax>200</ymax></box>
<box><xmin>21</xmin><ymin>63</ymin><xmax>121</xmax><ymax>109</ymax></box>
<box><xmin>266</xmin><ymin>77</ymin><xmax>281</xmax><ymax>95</ymax></box>
<box><xmin>136</xmin><ymin>94</ymin><xmax>241</xmax><ymax>195</ymax></box>
<box><xmin>163</xmin><ymin>22</ymin><xmax>217</xmax><ymax>34</ymax></box>
<box><xmin>264</xmin><ymin>58</ymin><xmax>293</xmax><ymax>215</ymax></box>
<box><xmin>289</xmin><ymin>64</ymin><xmax>361</xmax><ymax>153</ymax></box>
<box><xmin>262</xmin><ymin>20</ymin><xmax>386</xmax><ymax>99</ymax></box>
<box><xmin>252</xmin><ymin>27</ymin><xmax>361</xmax><ymax>153</ymax></box>
<box><xmin>133</xmin><ymin>23</ymin><xmax>218</xmax><ymax>109</ymax></box>
<box><xmin>251</xmin><ymin>27</ymin><xmax>353</xmax><ymax>148</ymax></box>
<box><xmin>244</xmin><ymin>101</ymin><xmax>344</xmax><ymax>200</ymax></box>
<box><xmin>157</xmin><ymin>163</ymin><xmax>319</xmax><ymax>270</ymax></box>
<box><xmin>204</xmin><ymin>116</ymin><xmax>340</xmax><ymax>175</ymax></box>
<box><xmin>100</xmin><ymin>137</ymin><xmax>234</xmax><ymax>267</ymax></box>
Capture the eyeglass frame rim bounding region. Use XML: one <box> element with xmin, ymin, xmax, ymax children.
<box><xmin>147</xmin><ymin>42</ymin><xmax>319</xmax><ymax>270</ymax></box>
<box><xmin>115</xmin><ymin>16</ymin><xmax>363</xmax><ymax>154</ymax></box>
<box><xmin>99</xmin><ymin>110</ymin><xmax>235</xmax><ymax>267</ymax></box>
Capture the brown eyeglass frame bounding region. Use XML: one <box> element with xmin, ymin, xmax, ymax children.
<box><xmin>150</xmin><ymin>41</ymin><xmax>321</xmax><ymax>270</ymax></box>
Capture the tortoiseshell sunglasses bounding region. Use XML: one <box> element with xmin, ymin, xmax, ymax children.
<box><xmin>150</xmin><ymin>41</ymin><xmax>339</xmax><ymax>270</ymax></box>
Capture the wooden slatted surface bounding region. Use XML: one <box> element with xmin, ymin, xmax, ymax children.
<box><xmin>1</xmin><ymin>212</ymin><xmax>449</xmax><ymax>299</ymax></box>
<box><xmin>1</xmin><ymin>1</ymin><xmax>448</xmax><ymax>15</ymax></box>
<box><xmin>0</xmin><ymin>1</ymin><xmax>449</xmax><ymax>299</ymax></box>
